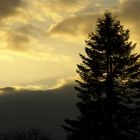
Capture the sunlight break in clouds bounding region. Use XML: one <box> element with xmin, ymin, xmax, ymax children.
<box><xmin>0</xmin><ymin>0</ymin><xmax>139</xmax><ymax>89</ymax></box>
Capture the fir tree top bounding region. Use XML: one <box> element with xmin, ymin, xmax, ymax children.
<box><xmin>76</xmin><ymin>12</ymin><xmax>140</xmax><ymax>100</ymax></box>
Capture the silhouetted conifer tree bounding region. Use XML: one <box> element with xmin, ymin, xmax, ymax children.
<box><xmin>63</xmin><ymin>12</ymin><xmax>140</xmax><ymax>140</ymax></box>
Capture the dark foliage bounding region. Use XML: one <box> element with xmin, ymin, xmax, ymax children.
<box><xmin>0</xmin><ymin>128</ymin><xmax>51</xmax><ymax>140</ymax></box>
<box><xmin>62</xmin><ymin>12</ymin><xmax>140</xmax><ymax>140</ymax></box>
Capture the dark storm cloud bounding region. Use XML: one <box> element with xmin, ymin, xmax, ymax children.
<box><xmin>0</xmin><ymin>84</ymin><xmax>78</xmax><ymax>140</ymax></box>
<box><xmin>0</xmin><ymin>0</ymin><xmax>24</xmax><ymax>18</ymax></box>
<box><xmin>49</xmin><ymin>14</ymin><xmax>98</xmax><ymax>36</ymax></box>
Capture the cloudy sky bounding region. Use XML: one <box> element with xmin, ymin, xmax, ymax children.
<box><xmin>0</xmin><ymin>0</ymin><xmax>139</xmax><ymax>89</ymax></box>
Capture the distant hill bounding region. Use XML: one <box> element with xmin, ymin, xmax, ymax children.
<box><xmin>0</xmin><ymin>83</ymin><xmax>79</xmax><ymax>140</ymax></box>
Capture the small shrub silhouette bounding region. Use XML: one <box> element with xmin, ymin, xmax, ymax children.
<box><xmin>0</xmin><ymin>128</ymin><xmax>51</xmax><ymax>140</ymax></box>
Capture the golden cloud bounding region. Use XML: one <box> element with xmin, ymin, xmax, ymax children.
<box><xmin>40</xmin><ymin>0</ymin><xmax>91</xmax><ymax>14</ymax></box>
<box><xmin>0</xmin><ymin>0</ymin><xmax>140</xmax><ymax>55</ymax></box>
<box><xmin>0</xmin><ymin>0</ymin><xmax>25</xmax><ymax>19</ymax></box>
<box><xmin>49</xmin><ymin>14</ymin><xmax>98</xmax><ymax>37</ymax></box>
<box><xmin>1</xmin><ymin>24</ymin><xmax>46</xmax><ymax>52</ymax></box>
<box><xmin>7</xmin><ymin>29</ymin><xmax>30</xmax><ymax>51</ymax></box>
<box><xmin>118</xmin><ymin>0</ymin><xmax>140</xmax><ymax>51</ymax></box>
<box><xmin>120</xmin><ymin>0</ymin><xmax>140</xmax><ymax>23</ymax></box>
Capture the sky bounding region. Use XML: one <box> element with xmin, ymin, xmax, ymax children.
<box><xmin>0</xmin><ymin>0</ymin><xmax>140</xmax><ymax>89</ymax></box>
